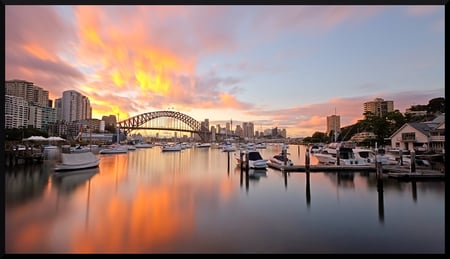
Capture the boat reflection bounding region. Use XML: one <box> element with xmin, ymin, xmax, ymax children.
<box><xmin>248</xmin><ymin>168</ymin><xmax>267</xmax><ymax>180</ymax></box>
<box><xmin>52</xmin><ymin>167</ymin><xmax>99</xmax><ymax>194</ymax></box>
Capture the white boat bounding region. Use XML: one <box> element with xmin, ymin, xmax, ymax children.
<box><xmin>135</xmin><ymin>142</ymin><xmax>153</xmax><ymax>148</ymax></box>
<box><xmin>269</xmin><ymin>153</ymin><xmax>294</xmax><ymax>166</ymax></box>
<box><xmin>54</xmin><ymin>152</ymin><xmax>100</xmax><ymax>172</ymax></box>
<box><xmin>99</xmin><ymin>123</ymin><xmax>128</xmax><ymax>154</ymax></box>
<box><xmin>221</xmin><ymin>142</ymin><xmax>236</xmax><ymax>152</ymax></box>
<box><xmin>310</xmin><ymin>144</ymin><xmax>323</xmax><ymax>153</ymax></box>
<box><xmin>196</xmin><ymin>143</ymin><xmax>211</xmax><ymax>148</ymax></box>
<box><xmin>313</xmin><ymin>147</ymin><xmax>369</xmax><ymax>166</ymax></box>
<box><xmin>255</xmin><ymin>143</ymin><xmax>267</xmax><ymax>149</ymax></box>
<box><xmin>234</xmin><ymin>150</ymin><xmax>268</xmax><ymax>169</ymax></box>
<box><xmin>99</xmin><ymin>144</ymin><xmax>128</xmax><ymax>154</ymax></box>
<box><xmin>71</xmin><ymin>145</ymin><xmax>89</xmax><ymax>153</ymax></box>
<box><xmin>161</xmin><ymin>143</ymin><xmax>182</xmax><ymax>152</ymax></box>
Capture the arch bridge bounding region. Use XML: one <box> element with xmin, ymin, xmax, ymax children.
<box><xmin>117</xmin><ymin>110</ymin><xmax>211</xmax><ymax>141</ymax></box>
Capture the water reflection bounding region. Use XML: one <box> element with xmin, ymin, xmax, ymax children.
<box><xmin>4</xmin><ymin>145</ymin><xmax>445</xmax><ymax>253</ymax></box>
<box><xmin>5</xmin><ymin>163</ymin><xmax>50</xmax><ymax>208</ymax></box>
<box><xmin>52</xmin><ymin>167</ymin><xmax>99</xmax><ymax>195</ymax></box>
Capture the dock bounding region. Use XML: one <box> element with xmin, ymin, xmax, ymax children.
<box><xmin>382</xmin><ymin>165</ymin><xmax>445</xmax><ymax>180</ymax></box>
<box><xmin>267</xmin><ymin>162</ymin><xmax>376</xmax><ymax>172</ymax></box>
<box><xmin>268</xmin><ymin>162</ymin><xmax>445</xmax><ymax>181</ymax></box>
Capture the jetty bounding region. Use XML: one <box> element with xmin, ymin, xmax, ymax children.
<box><xmin>268</xmin><ymin>147</ymin><xmax>445</xmax><ymax>181</ymax></box>
<box><xmin>268</xmin><ymin>162</ymin><xmax>375</xmax><ymax>172</ymax></box>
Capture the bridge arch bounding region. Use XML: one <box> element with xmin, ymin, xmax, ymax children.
<box><xmin>117</xmin><ymin>110</ymin><xmax>209</xmax><ymax>141</ymax></box>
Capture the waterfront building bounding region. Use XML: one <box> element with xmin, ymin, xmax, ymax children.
<box><xmin>5</xmin><ymin>79</ymin><xmax>49</xmax><ymax>107</ymax></box>
<box><xmin>4</xmin><ymin>95</ymin><xmax>28</xmax><ymax>129</ymax></box>
<box><xmin>389</xmin><ymin>114</ymin><xmax>445</xmax><ymax>152</ymax></box>
<box><xmin>58</xmin><ymin>90</ymin><xmax>92</xmax><ymax>122</ymax></box>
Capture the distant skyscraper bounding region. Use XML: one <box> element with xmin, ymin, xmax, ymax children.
<box><xmin>326</xmin><ymin>114</ymin><xmax>340</xmax><ymax>135</ymax></box>
<box><xmin>363</xmin><ymin>97</ymin><xmax>394</xmax><ymax>118</ymax></box>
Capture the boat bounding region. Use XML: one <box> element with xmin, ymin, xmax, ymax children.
<box><xmin>161</xmin><ymin>143</ymin><xmax>182</xmax><ymax>152</ymax></box>
<box><xmin>269</xmin><ymin>153</ymin><xmax>294</xmax><ymax>166</ymax></box>
<box><xmin>135</xmin><ymin>142</ymin><xmax>153</xmax><ymax>148</ymax></box>
<box><xmin>54</xmin><ymin>152</ymin><xmax>100</xmax><ymax>172</ymax></box>
<box><xmin>234</xmin><ymin>150</ymin><xmax>268</xmax><ymax>169</ymax></box>
<box><xmin>255</xmin><ymin>143</ymin><xmax>267</xmax><ymax>149</ymax></box>
<box><xmin>99</xmin><ymin>121</ymin><xmax>128</xmax><ymax>154</ymax></box>
<box><xmin>310</xmin><ymin>144</ymin><xmax>323</xmax><ymax>153</ymax></box>
<box><xmin>99</xmin><ymin>144</ymin><xmax>128</xmax><ymax>154</ymax></box>
<box><xmin>221</xmin><ymin>142</ymin><xmax>236</xmax><ymax>152</ymax></box>
<box><xmin>196</xmin><ymin>143</ymin><xmax>211</xmax><ymax>148</ymax></box>
<box><xmin>313</xmin><ymin>147</ymin><xmax>369</xmax><ymax>166</ymax></box>
<box><xmin>70</xmin><ymin>145</ymin><xmax>89</xmax><ymax>153</ymax></box>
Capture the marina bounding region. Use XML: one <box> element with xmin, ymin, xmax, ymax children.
<box><xmin>4</xmin><ymin>144</ymin><xmax>445</xmax><ymax>254</ymax></box>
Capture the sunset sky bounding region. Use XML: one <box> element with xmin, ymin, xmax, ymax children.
<box><xmin>5</xmin><ymin>5</ymin><xmax>445</xmax><ymax>137</ymax></box>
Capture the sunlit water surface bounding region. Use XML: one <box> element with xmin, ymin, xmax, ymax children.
<box><xmin>5</xmin><ymin>144</ymin><xmax>445</xmax><ymax>254</ymax></box>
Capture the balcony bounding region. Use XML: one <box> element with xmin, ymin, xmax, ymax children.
<box><xmin>430</xmin><ymin>135</ymin><xmax>445</xmax><ymax>142</ymax></box>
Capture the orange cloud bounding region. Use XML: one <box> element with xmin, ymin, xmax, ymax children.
<box><xmin>22</xmin><ymin>43</ymin><xmax>57</xmax><ymax>62</ymax></box>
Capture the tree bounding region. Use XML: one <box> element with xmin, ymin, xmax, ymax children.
<box><xmin>427</xmin><ymin>97</ymin><xmax>445</xmax><ymax>114</ymax></box>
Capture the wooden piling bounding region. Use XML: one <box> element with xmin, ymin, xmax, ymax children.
<box><xmin>305</xmin><ymin>147</ymin><xmax>310</xmax><ymax>170</ymax></box>
<box><xmin>336</xmin><ymin>148</ymin><xmax>340</xmax><ymax>165</ymax></box>
<box><xmin>399</xmin><ymin>149</ymin><xmax>403</xmax><ymax>166</ymax></box>
<box><xmin>410</xmin><ymin>150</ymin><xmax>416</xmax><ymax>173</ymax></box>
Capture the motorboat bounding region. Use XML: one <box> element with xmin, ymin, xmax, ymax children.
<box><xmin>135</xmin><ymin>142</ymin><xmax>154</xmax><ymax>148</ymax></box>
<box><xmin>221</xmin><ymin>142</ymin><xmax>236</xmax><ymax>152</ymax></box>
<box><xmin>54</xmin><ymin>152</ymin><xmax>100</xmax><ymax>172</ymax></box>
<box><xmin>161</xmin><ymin>143</ymin><xmax>182</xmax><ymax>152</ymax></box>
<box><xmin>313</xmin><ymin>147</ymin><xmax>369</xmax><ymax>166</ymax></box>
<box><xmin>269</xmin><ymin>153</ymin><xmax>294</xmax><ymax>166</ymax></box>
<box><xmin>70</xmin><ymin>145</ymin><xmax>89</xmax><ymax>153</ymax></box>
<box><xmin>196</xmin><ymin>143</ymin><xmax>211</xmax><ymax>148</ymax></box>
<box><xmin>234</xmin><ymin>150</ymin><xmax>268</xmax><ymax>169</ymax></box>
<box><xmin>99</xmin><ymin>144</ymin><xmax>128</xmax><ymax>154</ymax></box>
<box><xmin>255</xmin><ymin>143</ymin><xmax>267</xmax><ymax>149</ymax></box>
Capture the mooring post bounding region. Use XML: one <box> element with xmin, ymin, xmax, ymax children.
<box><xmin>376</xmin><ymin>152</ymin><xmax>383</xmax><ymax>177</ymax></box>
<box><xmin>240</xmin><ymin>151</ymin><xmax>244</xmax><ymax>171</ymax></box>
<box><xmin>399</xmin><ymin>149</ymin><xmax>403</xmax><ymax>166</ymax></box>
<box><xmin>410</xmin><ymin>150</ymin><xmax>416</xmax><ymax>173</ymax></box>
<box><xmin>245</xmin><ymin>152</ymin><xmax>249</xmax><ymax>172</ymax></box>
<box><xmin>336</xmin><ymin>148</ymin><xmax>340</xmax><ymax>166</ymax></box>
<box><xmin>305</xmin><ymin>147</ymin><xmax>310</xmax><ymax>170</ymax></box>
<box><xmin>282</xmin><ymin>144</ymin><xmax>288</xmax><ymax>166</ymax></box>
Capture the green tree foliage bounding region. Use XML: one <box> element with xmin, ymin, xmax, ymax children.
<box><xmin>427</xmin><ymin>97</ymin><xmax>445</xmax><ymax>113</ymax></box>
<box><xmin>5</xmin><ymin>127</ymin><xmax>48</xmax><ymax>141</ymax></box>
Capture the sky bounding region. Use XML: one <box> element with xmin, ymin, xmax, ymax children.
<box><xmin>5</xmin><ymin>5</ymin><xmax>445</xmax><ymax>137</ymax></box>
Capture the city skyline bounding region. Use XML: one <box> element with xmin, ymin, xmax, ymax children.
<box><xmin>5</xmin><ymin>5</ymin><xmax>445</xmax><ymax>137</ymax></box>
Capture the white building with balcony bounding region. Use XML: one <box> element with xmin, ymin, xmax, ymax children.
<box><xmin>389</xmin><ymin>114</ymin><xmax>445</xmax><ymax>152</ymax></box>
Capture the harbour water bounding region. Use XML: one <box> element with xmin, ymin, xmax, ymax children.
<box><xmin>4</xmin><ymin>144</ymin><xmax>445</xmax><ymax>254</ymax></box>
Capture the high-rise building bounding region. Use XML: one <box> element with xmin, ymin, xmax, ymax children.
<box><xmin>60</xmin><ymin>90</ymin><xmax>92</xmax><ymax>122</ymax></box>
<box><xmin>363</xmin><ymin>97</ymin><xmax>394</xmax><ymax>117</ymax></box>
<box><xmin>326</xmin><ymin>114</ymin><xmax>340</xmax><ymax>135</ymax></box>
<box><xmin>5</xmin><ymin>95</ymin><xmax>28</xmax><ymax>129</ymax></box>
<box><xmin>6</xmin><ymin>79</ymin><xmax>49</xmax><ymax>107</ymax></box>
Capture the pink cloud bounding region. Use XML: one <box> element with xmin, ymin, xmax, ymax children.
<box><xmin>5</xmin><ymin>6</ymin><xmax>84</xmax><ymax>99</ymax></box>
